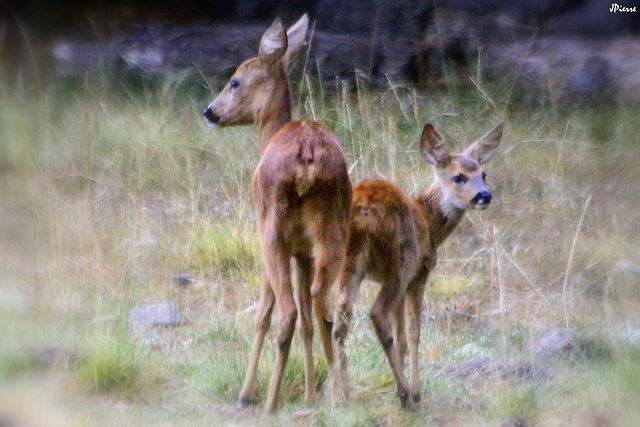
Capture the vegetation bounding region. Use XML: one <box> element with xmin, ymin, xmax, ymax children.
<box><xmin>1</xmin><ymin>59</ymin><xmax>639</xmax><ymax>425</ymax></box>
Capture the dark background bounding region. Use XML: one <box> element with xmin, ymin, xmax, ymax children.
<box><xmin>2</xmin><ymin>0</ymin><xmax>639</xmax><ymax>100</ymax></box>
<box><xmin>3</xmin><ymin>0</ymin><xmax>638</xmax><ymax>38</ymax></box>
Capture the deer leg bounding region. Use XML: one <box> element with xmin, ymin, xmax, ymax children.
<box><xmin>393</xmin><ymin>299</ymin><xmax>408</xmax><ymax>368</ymax></box>
<box><xmin>307</xmin><ymin>223</ymin><xmax>348</xmax><ymax>403</ymax></box>
<box><xmin>393</xmin><ymin>298</ymin><xmax>408</xmax><ymax>399</ymax></box>
<box><xmin>238</xmin><ymin>271</ymin><xmax>275</xmax><ymax>407</ymax></box>
<box><xmin>294</xmin><ymin>254</ymin><xmax>316</xmax><ymax>405</ymax></box>
<box><xmin>405</xmin><ymin>276</ymin><xmax>427</xmax><ymax>404</ymax></box>
<box><xmin>331</xmin><ymin>246</ymin><xmax>365</xmax><ymax>406</ymax></box>
<box><xmin>262</xmin><ymin>247</ymin><xmax>297</xmax><ymax>415</ymax></box>
<box><xmin>309</xmin><ymin>246</ymin><xmax>339</xmax><ymax>399</ymax></box>
<box><xmin>370</xmin><ymin>276</ymin><xmax>414</xmax><ymax>410</ymax></box>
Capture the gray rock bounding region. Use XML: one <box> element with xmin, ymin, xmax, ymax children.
<box><xmin>615</xmin><ymin>260</ymin><xmax>640</xmax><ymax>273</ymax></box>
<box><xmin>530</xmin><ymin>328</ymin><xmax>575</xmax><ymax>359</ymax></box>
<box><xmin>129</xmin><ymin>302</ymin><xmax>180</xmax><ymax>330</ymax></box>
<box><xmin>172</xmin><ymin>274</ymin><xmax>193</xmax><ymax>288</ymax></box>
<box><xmin>501</xmin><ymin>415</ymin><xmax>529</xmax><ymax>427</ymax></box>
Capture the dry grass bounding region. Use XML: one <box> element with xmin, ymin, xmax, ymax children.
<box><xmin>1</xmin><ymin>64</ymin><xmax>639</xmax><ymax>426</ymax></box>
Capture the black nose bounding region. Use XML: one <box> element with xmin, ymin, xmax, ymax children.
<box><xmin>472</xmin><ymin>190</ymin><xmax>492</xmax><ymax>205</ymax></box>
<box><xmin>203</xmin><ymin>107</ymin><xmax>220</xmax><ymax>124</ymax></box>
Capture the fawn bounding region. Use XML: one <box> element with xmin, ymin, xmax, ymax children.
<box><xmin>332</xmin><ymin>123</ymin><xmax>503</xmax><ymax>409</ymax></box>
<box><xmin>203</xmin><ymin>15</ymin><xmax>352</xmax><ymax>414</ymax></box>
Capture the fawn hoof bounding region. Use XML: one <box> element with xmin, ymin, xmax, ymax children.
<box><xmin>398</xmin><ymin>390</ymin><xmax>417</xmax><ymax>411</ymax></box>
<box><xmin>237</xmin><ymin>397</ymin><xmax>258</xmax><ymax>408</ymax></box>
<box><xmin>412</xmin><ymin>392</ymin><xmax>421</xmax><ymax>403</ymax></box>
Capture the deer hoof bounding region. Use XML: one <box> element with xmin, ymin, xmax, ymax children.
<box><xmin>398</xmin><ymin>389</ymin><xmax>417</xmax><ymax>411</ymax></box>
<box><xmin>237</xmin><ymin>397</ymin><xmax>259</xmax><ymax>408</ymax></box>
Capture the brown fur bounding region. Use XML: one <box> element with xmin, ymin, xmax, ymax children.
<box><xmin>332</xmin><ymin>123</ymin><xmax>503</xmax><ymax>409</ymax></box>
<box><xmin>204</xmin><ymin>15</ymin><xmax>352</xmax><ymax>413</ymax></box>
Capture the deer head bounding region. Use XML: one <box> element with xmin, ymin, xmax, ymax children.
<box><xmin>203</xmin><ymin>14</ymin><xmax>309</xmax><ymax>128</ymax></box>
<box><xmin>420</xmin><ymin>123</ymin><xmax>503</xmax><ymax>213</ymax></box>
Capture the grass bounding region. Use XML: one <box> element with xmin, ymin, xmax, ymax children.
<box><xmin>75</xmin><ymin>324</ymin><xmax>148</xmax><ymax>394</ymax></box>
<box><xmin>1</xmin><ymin>58</ymin><xmax>640</xmax><ymax>426</ymax></box>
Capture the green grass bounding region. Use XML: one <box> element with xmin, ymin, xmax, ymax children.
<box><xmin>1</xmin><ymin>64</ymin><xmax>640</xmax><ymax>426</ymax></box>
<box><xmin>190</xmin><ymin>221</ymin><xmax>261</xmax><ymax>275</ymax></box>
<box><xmin>75</xmin><ymin>324</ymin><xmax>148</xmax><ymax>394</ymax></box>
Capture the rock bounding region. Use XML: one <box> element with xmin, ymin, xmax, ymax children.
<box><xmin>615</xmin><ymin>260</ymin><xmax>640</xmax><ymax>274</ymax></box>
<box><xmin>530</xmin><ymin>328</ymin><xmax>575</xmax><ymax>359</ymax></box>
<box><xmin>172</xmin><ymin>274</ymin><xmax>193</xmax><ymax>288</ymax></box>
<box><xmin>129</xmin><ymin>302</ymin><xmax>180</xmax><ymax>331</ymax></box>
<box><xmin>501</xmin><ymin>415</ymin><xmax>529</xmax><ymax>427</ymax></box>
<box><xmin>455</xmin><ymin>343</ymin><xmax>488</xmax><ymax>359</ymax></box>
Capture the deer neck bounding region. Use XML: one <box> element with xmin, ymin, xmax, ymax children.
<box><xmin>256</xmin><ymin>67</ymin><xmax>293</xmax><ymax>154</ymax></box>
<box><xmin>417</xmin><ymin>183</ymin><xmax>465</xmax><ymax>250</ymax></box>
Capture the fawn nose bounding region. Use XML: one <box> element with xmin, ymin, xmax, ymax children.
<box><xmin>203</xmin><ymin>107</ymin><xmax>220</xmax><ymax>124</ymax></box>
<box><xmin>472</xmin><ymin>190</ymin><xmax>492</xmax><ymax>207</ymax></box>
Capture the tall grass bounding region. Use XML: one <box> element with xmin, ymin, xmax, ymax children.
<box><xmin>1</xmin><ymin>63</ymin><xmax>639</xmax><ymax>425</ymax></box>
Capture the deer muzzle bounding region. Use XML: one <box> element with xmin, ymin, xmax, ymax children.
<box><xmin>471</xmin><ymin>190</ymin><xmax>492</xmax><ymax>209</ymax></box>
<box><xmin>203</xmin><ymin>107</ymin><xmax>220</xmax><ymax>125</ymax></box>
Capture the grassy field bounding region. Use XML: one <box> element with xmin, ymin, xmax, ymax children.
<box><xmin>1</xmin><ymin>65</ymin><xmax>640</xmax><ymax>426</ymax></box>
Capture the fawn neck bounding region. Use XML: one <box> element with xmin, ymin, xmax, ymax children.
<box><xmin>417</xmin><ymin>183</ymin><xmax>465</xmax><ymax>249</ymax></box>
<box><xmin>256</xmin><ymin>66</ymin><xmax>292</xmax><ymax>153</ymax></box>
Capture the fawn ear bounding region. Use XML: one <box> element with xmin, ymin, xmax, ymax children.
<box><xmin>259</xmin><ymin>19</ymin><xmax>288</xmax><ymax>65</ymax></box>
<box><xmin>463</xmin><ymin>124</ymin><xmax>503</xmax><ymax>164</ymax></box>
<box><xmin>282</xmin><ymin>14</ymin><xmax>309</xmax><ymax>67</ymax></box>
<box><xmin>420</xmin><ymin>124</ymin><xmax>449</xmax><ymax>166</ymax></box>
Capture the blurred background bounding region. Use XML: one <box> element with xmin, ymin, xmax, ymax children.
<box><xmin>2</xmin><ymin>0</ymin><xmax>640</xmax><ymax>99</ymax></box>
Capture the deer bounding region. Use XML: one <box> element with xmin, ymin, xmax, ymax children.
<box><xmin>331</xmin><ymin>123</ymin><xmax>503</xmax><ymax>409</ymax></box>
<box><xmin>202</xmin><ymin>15</ymin><xmax>352</xmax><ymax>414</ymax></box>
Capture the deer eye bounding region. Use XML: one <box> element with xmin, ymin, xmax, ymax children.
<box><xmin>230</xmin><ymin>80</ymin><xmax>240</xmax><ymax>91</ymax></box>
<box><xmin>452</xmin><ymin>174</ymin><xmax>467</xmax><ymax>184</ymax></box>
<box><xmin>482</xmin><ymin>172</ymin><xmax>487</xmax><ymax>182</ymax></box>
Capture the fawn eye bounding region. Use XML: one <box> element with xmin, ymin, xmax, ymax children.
<box><xmin>452</xmin><ymin>174</ymin><xmax>467</xmax><ymax>184</ymax></box>
<box><xmin>230</xmin><ymin>80</ymin><xmax>240</xmax><ymax>90</ymax></box>
<box><xmin>482</xmin><ymin>172</ymin><xmax>487</xmax><ymax>182</ymax></box>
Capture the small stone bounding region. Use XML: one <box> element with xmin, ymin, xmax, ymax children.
<box><xmin>455</xmin><ymin>343</ymin><xmax>487</xmax><ymax>359</ymax></box>
<box><xmin>172</xmin><ymin>274</ymin><xmax>193</xmax><ymax>288</ymax></box>
<box><xmin>129</xmin><ymin>302</ymin><xmax>180</xmax><ymax>330</ymax></box>
<box><xmin>615</xmin><ymin>261</ymin><xmax>640</xmax><ymax>273</ymax></box>
<box><xmin>501</xmin><ymin>415</ymin><xmax>529</xmax><ymax>427</ymax></box>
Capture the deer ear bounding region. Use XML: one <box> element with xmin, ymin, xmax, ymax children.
<box><xmin>282</xmin><ymin>14</ymin><xmax>309</xmax><ymax>67</ymax></box>
<box><xmin>259</xmin><ymin>19</ymin><xmax>288</xmax><ymax>64</ymax></box>
<box><xmin>464</xmin><ymin>124</ymin><xmax>503</xmax><ymax>164</ymax></box>
<box><xmin>420</xmin><ymin>124</ymin><xmax>449</xmax><ymax>166</ymax></box>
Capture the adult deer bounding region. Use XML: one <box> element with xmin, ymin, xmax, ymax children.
<box><xmin>203</xmin><ymin>15</ymin><xmax>352</xmax><ymax>414</ymax></box>
<box><xmin>332</xmin><ymin>123</ymin><xmax>502</xmax><ymax>409</ymax></box>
